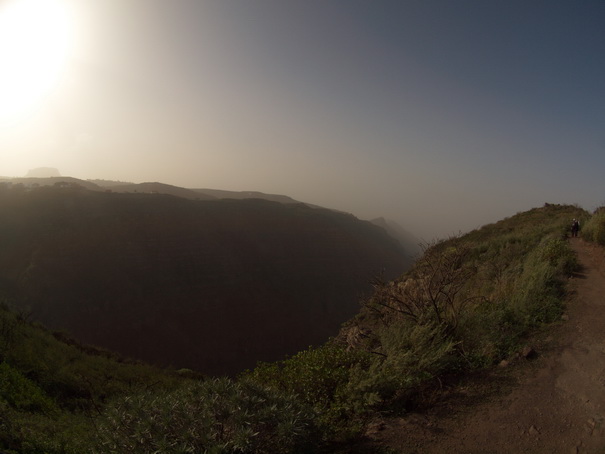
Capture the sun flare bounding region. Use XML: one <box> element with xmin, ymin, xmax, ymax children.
<box><xmin>0</xmin><ymin>0</ymin><xmax>74</xmax><ymax>124</ymax></box>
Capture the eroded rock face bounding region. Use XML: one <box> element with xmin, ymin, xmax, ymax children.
<box><xmin>0</xmin><ymin>186</ymin><xmax>410</xmax><ymax>375</ymax></box>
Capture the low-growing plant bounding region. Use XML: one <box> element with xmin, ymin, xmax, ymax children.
<box><xmin>345</xmin><ymin>321</ymin><xmax>458</xmax><ymax>409</ymax></box>
<box><xmin>0</xmin><ymin>361</ymin><xmax>56</xmax><ymax>414</ymax></box>
<box><xmin>94</xmin><ymin>377</ymin><xmax>318</xmax><ymax>454</ymax></box>
<box><xmin>509</xmin><ymin>237</ymin><xmax>574</xmax><ymax>326</ymax></box>
<box><xmin>581</xmin><ymin>209</ymin><xmax>605</xmax><ymax>245</ymax></box>
<box><xmin>0</xmin><ymin>401</ymin><xmax>91</xmax><ymax>454</ymax></box>
<box><xmin>245</xmin><ymin>344</ymin><xmax>373</xmax><ymax>440</ymax></box>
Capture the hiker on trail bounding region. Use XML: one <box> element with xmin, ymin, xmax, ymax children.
<box><xmin>571</xmin><ymin>219</ymin><xmax>580</xmax><ymax>237</ymax></box>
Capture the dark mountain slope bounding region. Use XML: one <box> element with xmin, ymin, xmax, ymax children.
<box><xmin>109</xmin><ymin>181</ymin><xmax>217</xmax><ymax>200</ymax></box>
<box><xmin>2</xmin><ymin>175</ymin><xmax>329</xmax><ymax>208</ymax></box>
<box><xmin>371</xmin><ymin>216</ymin><xmax>422</xmax><ymax>259</ymax></box>
<box><xmin>0</xmin><ymin>185</ymin><xmax>409</xmax><ymax>375</ymax></box>
<box><xmin>0</xmin><ymin>176</ymin><xmax>102</xmax><ymax>191</ymax></box>
<box><xmin>193</xmin><ymin>188</ymin><xmax>307</xmax><ymax>205</ymax></box>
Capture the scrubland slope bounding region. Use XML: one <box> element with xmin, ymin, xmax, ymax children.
<box><xmin>0</xmin><ymin>202</ymin><xmax>595</xmax><ymax>453</ymax></box>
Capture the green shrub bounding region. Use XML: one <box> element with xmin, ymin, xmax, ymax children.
<box><xmin>245</xmin><ymin>345</ymin><xmax>372</xmax><ymax>439</ymax></box>
<box><xmin>582</xmin><ymin>210</ymin><xmax>605</xmax><ymax>245</ymax></box>
<box><xmin>536</xmin><ymin>237</ymin><xmax>577</xmax><ymax>275</ymax></box>
<box><xmin>0</xmin><ymin>362</ymin><xmax>56</xmax><ymax>414</ymax></box>
<box><xmin>456</xmin><ymin>235</ymin><xmax>575</xmax><ymax>366</ymax></box>
<box><xmin>455</xmin><ymin>304</ymin><xmax>523</xmax><ymax>367</ymax></box>
<box><xmin>0</xmin><ymin>408</ymin><xmax>91</xmax><ymax>454</ymax></box>
<box><xmin>346</xmin><ymin>322</ymin><xmax>457</xmax><ymax>408</ymax></box>
<box><xmin>0</xmin><ymin>303</ymin><xmax>182</xmax><ymax>412</ymax></box>
<box><xmin>510</xmin><ymin>237</ymin><xmax>574</xmax><ymax>326</ymax></box>
<box><xmin>94</xmin><ymin>377</ymin><xmax>318</xmax><ymax>454</ymax></box>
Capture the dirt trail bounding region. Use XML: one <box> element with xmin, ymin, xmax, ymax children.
<box><xmin>371</xmin><ymin>238</ymin><xmax>605</xmax><ymax>453</ymax></box>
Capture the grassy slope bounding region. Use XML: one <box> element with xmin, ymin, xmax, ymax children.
<box><xmin>0</xmin><ymin>203</ymin><xmax>590</xmax><ymax>453</ymax></box>
<box><xmin>581</xmin><ymin>207</ymin><xmax>605</xmax><ymax>245</ymax></box>
<box><xmin>246</xmin><ymin>203</ymin><xmax>588</xmax><ymax>444</ymax></box>
<box><xmin>0</xmin><ymin>304</ymin><xmax>185</xmax><ymax>453</ymax></box>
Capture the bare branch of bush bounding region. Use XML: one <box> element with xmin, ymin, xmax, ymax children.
<box><xmin>365</xmin><ymin>241</ymin><xmax>482</xmax><ymax>333</ymax></box>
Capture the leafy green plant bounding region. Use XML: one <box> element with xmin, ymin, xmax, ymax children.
<box><xmin>245</xmin><ymin>345</ymin><xmax>373</xmax><ymax>440</ymax></box>
<box><xmin>509</xmin><ymin>237</ymin><xmax>573</xmax><ymax>325</ymax></box>
<box><xmin>0</xmin><ymin>362</ymin><xmax>56</xmax><ymax>413</ymax></box>
<box><xmin>581</xmin><ymin>209</ymin><xmax>605</xmax><ymax>245</ymax></box>
<box><xmin>345</xmin><ymin>321</ymin><xmax>458</xmax><ymax>410</ymax></box>
<box><xmin>0</xmin><ymin>407</ymin><xmax>90</xmax><ymax>454</ymax></box>
<box><xmin>94</xmin><ymin>377</ymin><xmax>318</xmax><ymax>454</ymax></box>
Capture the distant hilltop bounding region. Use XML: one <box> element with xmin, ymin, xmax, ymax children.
<box><xmin>0</xmin><ymin>173</ymin><xmax>419</xmax><ymax>259</ymax></box>
<box><xmin>1</xmin><ymin>175</ymin><xmax>322</xmax><ymax>207</ymax></box>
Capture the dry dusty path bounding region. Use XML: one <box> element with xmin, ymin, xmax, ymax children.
<box><xmin>371</xmin><ymin>238</ymin><xmax>605</xmax><ymax>453</ymax></box>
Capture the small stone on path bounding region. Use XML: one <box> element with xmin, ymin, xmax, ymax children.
<box><xmin>521</xmin><ymin>346</ymin><xmax>537</xmax><ymax>359</ymax></box>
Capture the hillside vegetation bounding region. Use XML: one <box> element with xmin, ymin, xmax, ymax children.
<box><xmin>246</xmin><ymin>203</ymin><xmax>587</xmax><ymax>441</ymax></box>
<box><xmin>581</xmin><ymin>207</ymin><xmax>605</xmax><ymax>246</ymax></box>
<box><xmin>0</xmin><ymin>202</ymin><xmax>591</xmax><ymax>453</ymax></box>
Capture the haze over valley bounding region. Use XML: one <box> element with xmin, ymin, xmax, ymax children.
<box><xmin>1</xmin><ymin>1</ymin><xmax>605</xmax><ymax>451</ymax></box>
<box><xmin>0</xmin><ymin>178</ymin><xmax>412</xmax><ymax>374</ymax></box>
<box><xmin>1</xmin><ymin>1</ymin><xmax>604</xmax><ymax>240</ymax></box>
<box><xmin>1</xmin><ymin>0</ymin><xmax>604</xmax><ymax>378</ymax></box>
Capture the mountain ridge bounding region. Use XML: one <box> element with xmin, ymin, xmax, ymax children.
<box><xmin>1</xmin><ymin>174</ymin><xmax>419</xmax><ymax>253</ymax></box>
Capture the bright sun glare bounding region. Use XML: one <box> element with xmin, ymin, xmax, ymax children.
<box><xmin>0</xmin><ymin>0</ymin><xmax>73</xmax><ymax>125</ymax></box>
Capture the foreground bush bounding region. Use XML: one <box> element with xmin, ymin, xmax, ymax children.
<box><xmin>581</xmin><ymin>209</ymin><xmax>605</xmax><ymax>245</ymax></box>
<box><xmin>244</xmin><ymin>345</ymin><xmax>373</xmax><ymax>440</ymax></box>
<box><xmin>0</xmin><ymin>404</ymin><xmax>89</xmax><ymax>454</ymax></box>
<box><xmin>94</xmin><ymin>377</ymin><xmax>318</xmax><ymax>454</ymax></box>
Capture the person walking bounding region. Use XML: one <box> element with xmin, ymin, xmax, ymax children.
<box><xmin>571</xmin><ymin>219</ymin><xmax>580</xmax><ymax>237</ymax></box>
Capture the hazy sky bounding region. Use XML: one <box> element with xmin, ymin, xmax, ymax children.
<box><xmin>1</xmin><ymin>0</ymin><xmax>604</xmax><ymax>239</ymax></box>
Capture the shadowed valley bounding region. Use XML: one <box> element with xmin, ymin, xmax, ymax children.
<box><xmin>0</xmin><ymin>183</ymin><xmax>410</xmax><ymax>375</ymax></box>
<box><xmin>2</xmin><ymin>199</ymin><xmax>603</xmax><ymax>453</ymax></box>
